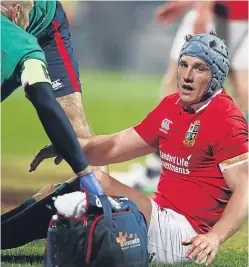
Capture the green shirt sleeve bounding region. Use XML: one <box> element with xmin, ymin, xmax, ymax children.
<box><xmin>1</xmin><ymin>14</ymin><xmax>47</xmax><ymax>85</ymax></box>
<box><xmin>28</xmin><ymin>0</ymin><xmax>56</xmax><ymax>37</ymax></box>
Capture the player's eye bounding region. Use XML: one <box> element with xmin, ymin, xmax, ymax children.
<box><xmin>196</xmin><ymin>67</ymin><xmax>204</xmax><ymax>72</ymax></box>
<box><xmin>195</xmin><ymin>65</ymin><xmax>208</xmax><ymax>73</ymax></box>
<box><xmin>180</xmin><ymin>62</ymin><xmax>188</xmax><ymax>68</ymax></box>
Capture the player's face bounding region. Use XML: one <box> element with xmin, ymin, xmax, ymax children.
<box><xmin>177</xmin><ymin>55</ymin><xmax>211</xmax><ymax>106</ymax></box>
<box><xmin>12</xmin><ymin>1</ymin><xmax>34</xmax><ymax>30</ymax></box>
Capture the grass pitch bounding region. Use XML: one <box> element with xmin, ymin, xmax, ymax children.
<box><xmin>1</xmin><ymin>71</ymin><xmax>247</xmax><ymax>266</ymax></box>
<box><xmin>1</xmin><ymin>242</ymin><xmax>248</xmax><ymax>267</ymax></box>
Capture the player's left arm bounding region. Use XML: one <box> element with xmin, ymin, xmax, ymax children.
<box><xmin>183</xmin><ymin>112</ymin><xmax>248</xmax><ymax>266</ymax></box>
<box><xmin>183</xmin><ymin>156</ymin><xmax>248</xmax><ymax>266</ymax></box>
<box><xmin>210</xmin><ymin>157</ymin><xmax>248</xmax><ymax>240</ymax></box>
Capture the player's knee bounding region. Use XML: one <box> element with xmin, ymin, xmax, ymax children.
<box><xmin>164</xmin><ymin>74</ymin><xmax>177</xmax><ymax>87</ymax></box>
<box><xmin>161</xmin><ymin>61</ymin><xmax>178</xmax><ymax>97</ymax></box>
<box><xmin>235</xmin><ymin>85</ymin><xmax>248</xmax><ymax>112</ymax></box>
<box><xmin>162</xmin><ymin>75</ymin><xmax>178</xmax><ymax>97</ymax></box>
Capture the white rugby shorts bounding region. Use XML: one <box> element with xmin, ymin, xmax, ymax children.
<box><xmin>148</xmin><ymin>200</ymin><xmax>198</xmax><ymax>264</ymax></box>
<box><xmin>170</xmin><ymin>10</ymin><xmax>248</xmax><ymax>70</ymax></box>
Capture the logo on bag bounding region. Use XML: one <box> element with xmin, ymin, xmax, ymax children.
<box><xmin>116</xmin><ymin>232</ymin><xmax>140</xmax><ymax>250</ymax></box>
<box><xmin>183</xmin><ymin>120</ymin><xmax>200</xmax><ymax>147</ymax></box>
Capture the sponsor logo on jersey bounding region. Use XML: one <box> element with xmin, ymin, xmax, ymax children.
<box><xmin>160</xmin><ymin>151</ymin><xmax>192</xmax><ymax>174</ymax></box>
<box><xmin>52</xmin><ymin>79</ymin><xmax>64</xmax><ymax>90</ymax></box>
<box><xmin>160</xmin><ymin>118</ymin><xmax>172</xmax><ymax>134</ymax></box>
<box><xmin>116</xmin><ymin>232</ymin><xmax>140</xmax><ymax>250</ymax></box>
<box><xmin>183</xmin><ymin>120</ymin><xmax>200</xmax><ymax>147</ymax></box>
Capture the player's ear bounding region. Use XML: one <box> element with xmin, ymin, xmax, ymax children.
<box><xmin>11</xmin><ymin>4</ymin><xmax>21</xmax><ymax>23</ymax></box>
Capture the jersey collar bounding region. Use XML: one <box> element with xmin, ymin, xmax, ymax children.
<box><xmin>176</xmin><ymin>90</ymin><xmax>223</xmax><ymax>113</ymax></box>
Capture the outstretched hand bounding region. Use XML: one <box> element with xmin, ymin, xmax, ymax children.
<box><xmin>29</xmin><ymin>144</ymin><xmax>63</xmax><ymax>172</ymax></box>
<box><xmin>182</xmin><ymin>232</ymin><xmax>221</xmax><ymax>266</ymax></box>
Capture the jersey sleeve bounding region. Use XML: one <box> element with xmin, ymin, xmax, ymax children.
<box><xmin>1</xmin><ymin>16</ymin><xmax>47</xmax><ymax>83</ymax></box>
<box><xmin>213</xmin><ymin>112</ymin><xmax>248</xmax><ymax>164</ymax></box>
<box><xmin>134</xmin><ymin>100</ymin><xmax>165</xmax><ymax>147</ymax></box>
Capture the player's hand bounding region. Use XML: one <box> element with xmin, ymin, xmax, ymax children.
<box><xmin>29</xmin><ymin>144</ymin><xmax>63</xmax><ymax>172</ymax></box>
<box><xmin>182</xmin><ymin>232</ymin><xmax>221</xmax><ymax>266</ymax></box>
<box><xmin>155</xmin><ymin>2</ymin><xmax>192</xmax><ymax>25</ymax></box>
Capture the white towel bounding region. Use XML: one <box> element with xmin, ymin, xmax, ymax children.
<box><xmin>54</xmin><ymin>191</ymin><xmax>87</xmax><ymax>218</ymax></box>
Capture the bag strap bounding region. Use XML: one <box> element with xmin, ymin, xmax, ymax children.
<box><xmin>125</xmin><ymin>200</ymin><xmax>139</xmax><ymax>213</ymax></box>
<box><xmin>98</xmin><ymin>195</ymin><xmax>112</xmax><ymax>224</ymax></box>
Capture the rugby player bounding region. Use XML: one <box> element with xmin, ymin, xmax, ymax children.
<box><xmin>1</xmin><ymin>0</ymin><xmax>93</xmax><ymax>138</ymax></box>
<box><xmin>61</xmin><ymin>31</ymin><xmax>248</xmax><ymax>265</ymax></box>
<box><xmin>156</xmin><ymin>0</ymin><xmax>248</xmax><ymax>118</ymax></box>
<box><xmin>4</xmin><ymin>32</ymin><xmax>248</xmax><ymax>266</ymax></box>
<box><xmin>118</xmin><ymin>0</ymin><xmax>249</xmax><ymax>191</ymax></box>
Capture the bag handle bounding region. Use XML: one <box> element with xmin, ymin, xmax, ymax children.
<box><xmin>125</xmin><ymin>200</ymin><xmax>139</xmax><ymax>213</ymax></box>
<box><xmin>98</xmin><ymin>195</ymin><xmax>113</xmax><ymax>225</ymax></box>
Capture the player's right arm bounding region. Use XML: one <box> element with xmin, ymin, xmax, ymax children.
<box><xmin>29</xmin><ymin>127</ymin><xmax>156</xmax><ymax>171</ymax></box>
<box><xmin>80</xmin><ymin>128</ymin><xmax>156</xmax><ymax>166</ymax></box>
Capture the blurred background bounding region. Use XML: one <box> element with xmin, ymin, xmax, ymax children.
<box><xmin>1</xmin><ymin>1</ymin><xmax>247</xmax><ymax>211</ymax></box>
<box><xmin>63</xmin><ymin>1</ymin><xmax>177</xmax><ymax>73</ymax></box>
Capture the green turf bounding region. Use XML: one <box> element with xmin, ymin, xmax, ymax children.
<box><xmin>1</xmin><ymin>243</ymin><xmax>248</xmax><ymax>267</ymax></box>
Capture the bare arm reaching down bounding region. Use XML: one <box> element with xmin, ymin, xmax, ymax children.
<box><xmin>56</xmin><ymin>92</ymin><xmax>92</xmax><ymax>138</ymax></box>
<box><xmin>29</xmin><ymin>127</ymin><xmax>156</xmax><ymax>171</ymax></box>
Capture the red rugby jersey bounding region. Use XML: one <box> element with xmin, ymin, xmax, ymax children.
<box><xmin>134</xmin><ymin>91</ymin><xmax>248</xmax><ymax>234</ymax></box>
<box><xmin>218</xmin><ymin>1</ymin><xmax>248</xmax><ymax>20</ymax></box>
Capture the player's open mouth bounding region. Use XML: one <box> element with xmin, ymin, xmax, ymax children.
<box><xmin>182</xmin><ymin>84</ymin><xmax>194</xmax><ymax>91</ymax></box>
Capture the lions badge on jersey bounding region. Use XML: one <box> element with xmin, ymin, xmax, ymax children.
<box><xmin>183</xmin><ymin>120</ymin><xmax>200</xmax><ymax>147</ymax></box>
